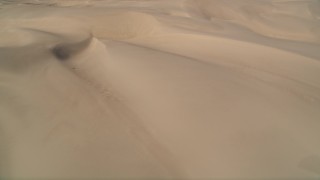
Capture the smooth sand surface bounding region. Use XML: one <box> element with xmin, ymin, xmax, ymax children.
<box><xmin>1</xmin><ymin>0</ymin><xmax>320</xmax><ymax>178</ymax></box>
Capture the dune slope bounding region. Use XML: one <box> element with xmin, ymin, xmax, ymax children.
<box><xmin>1</xmin><ymin>0</ymin><xmax>320</xmax><ymax>178</ymax></box>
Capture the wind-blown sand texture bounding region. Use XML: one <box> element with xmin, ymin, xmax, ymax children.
<box><xmin>1</xmin><ymin>0</ymin><xmax>320</xmax><ymax>178</ymax></box>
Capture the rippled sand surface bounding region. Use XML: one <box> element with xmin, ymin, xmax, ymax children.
<box><xmin>1</xmin><ymin>0</ymin><xmax>320</xmax><ymax>178</ymax></box>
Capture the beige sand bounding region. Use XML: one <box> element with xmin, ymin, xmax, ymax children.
<box><xmin>1</xmin><ymin>0</ymin><xmax>320</xmax><ymax>178</ymax></box>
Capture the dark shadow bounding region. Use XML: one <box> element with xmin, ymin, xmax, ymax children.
<box><xmin>51</xmin><ymin>35</ymin><xmax>93</xmax><ymax>61</ymax></box>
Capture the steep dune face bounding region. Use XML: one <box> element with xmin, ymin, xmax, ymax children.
<box><xmin>1</xmin><ymin>0</ymin><xmax>320</xmax><ymax>179</ymax></box>
<box><xmin>0</xmin><ymin>37</ymin><xmax>181</xmax><ymax>178</ymax></box>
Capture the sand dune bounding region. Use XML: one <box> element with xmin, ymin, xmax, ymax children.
<box><xmin>1</xmin><ymin>0</ymin><xmax>320</xmax><ymax>178</ymax></box>
<box><xmin>185</xmin><ymin>0</ymin><xmax>320</xmax><ymax>42</ymax></box>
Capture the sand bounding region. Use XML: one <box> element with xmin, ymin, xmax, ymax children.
<box><xmin>1</xmin><ymin>0</ymin><xmax>320</xmax><ymax>178</ymax></box>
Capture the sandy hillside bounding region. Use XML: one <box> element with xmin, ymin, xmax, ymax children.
<box><xmin>1</xmin><ymin>0</ymin><xmax>320</xmax><ymax>178</ymax></box>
